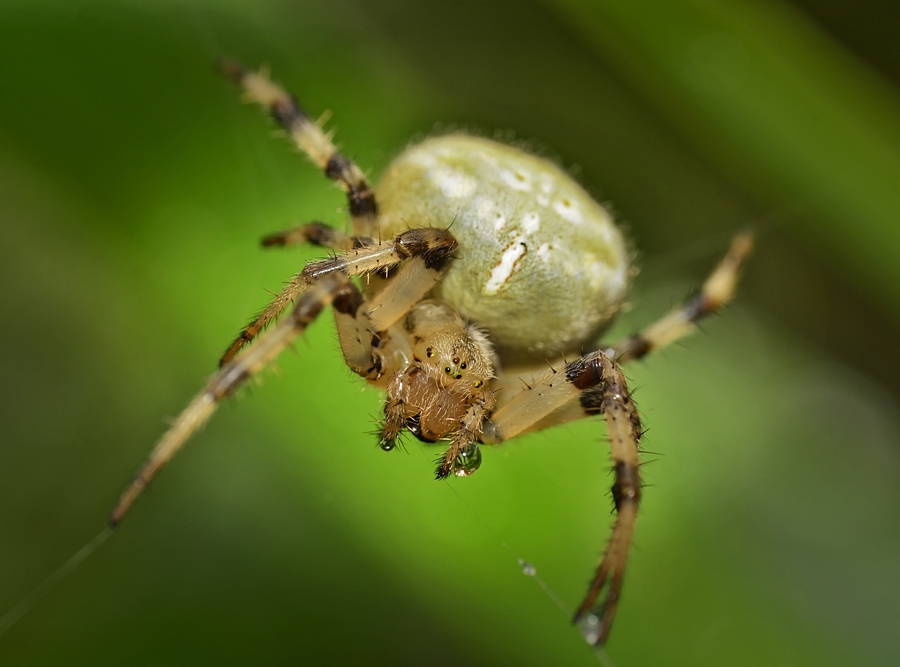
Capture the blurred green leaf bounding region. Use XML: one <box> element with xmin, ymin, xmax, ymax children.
<box><xmin>546</xmin><ymin>0</ymin><xmax>900</xmax><ymax>317</ymax></box>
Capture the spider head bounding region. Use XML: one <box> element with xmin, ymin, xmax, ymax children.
<box><xmin>420</xmin><ymin>328</ymin><xmax>493</xmax><ymax>394</ymax></box>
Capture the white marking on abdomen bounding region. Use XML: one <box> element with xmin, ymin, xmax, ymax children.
<box><xmin>438</xmin><ymin>172</ymin><xmax>476</xmax><ymax>198</ymax></box>
<box><xmin>500</xmin><ymin>169</ymin><xmax>531</xmax><ymax>191</ymax></box>
<box><xmin>485</xmin><ymin>237</ymin><xmax>527</xmax><ymax>295</ymax></box>
<box><xmin>522</xmin><ymin>211</ymin><xmax>540</xmax><ymax>233</ymax></box>
<box><xmin>553</xmin><ymin>199</ymin><xmax>583</xmax><ymax>225</ymax></box>
<box><xmin>537</xmin><ymin>242</ymin><xmax>551</xmax><ymax>261</ymax></box>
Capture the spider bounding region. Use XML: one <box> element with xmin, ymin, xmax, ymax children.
<box><xmin>109</xmin><ymin>59</ymin><xmax>752</xmax><ymax>646</ymax></box>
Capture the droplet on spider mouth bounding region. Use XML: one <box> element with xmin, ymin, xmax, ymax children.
<box><xmin>451</xmin><ymin>442</ymin><xmax>483</xmax><ymax>476</ymax></box>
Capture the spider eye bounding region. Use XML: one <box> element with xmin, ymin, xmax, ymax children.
<box><xmin>445</xmin><ymin>367</ymin><xmax>451</xmax><ymax>373</ymax></box>
<box><xmin>452</xmin><ymin>357</ymin><xmax>460</xmax><ymax>364</ymax></box>
<box><xmin>455</xmin><ymin>374</ymin><xmax>462</xmax><ymax>379</ymax></box>
<box><xmin>426</xmin><ymin>347</ymin><xmax>434</xmax><ymax>358</ymax></box>
<box><xmin>459</xmin><ymin>362</ymin><xmax>467</xmax><ymax>369</ymax></box>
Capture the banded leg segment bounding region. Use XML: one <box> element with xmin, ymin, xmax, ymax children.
<box><xmin>481</xmin><ymin>352</ymin><xmax>643</xmax><ymax>646</ymax></box>
<box><xmin>609</xmin><ymin>231</ymin><xmax>753</xmax><ymax>364</ymax></box>
<box><xmin>262</xmin><ymin>221</ymin><xmax>372</xmax><ymax>251</ymax></box>
<box><xmin>218</xmin><ymin>59</ymin><xmax>378</xmax><ymax>238</ymax></box>
<box><xmin>569</xmin><ymin>355</ymin><xmax>643</xmax><ymax>646</ymax></box>
<box><xmin>110</xmin><ymin>274</ymin><xmax>351</xmax><ymax>527</ymax></box>
<box><xmin>219</xmin><ymin>228</ymin><xmax>458</xmax><ymax>366</ymax></box>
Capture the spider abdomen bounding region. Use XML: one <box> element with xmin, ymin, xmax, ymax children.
<box><xmin>376</xmin><ymin>135</ymin><xmax>630</xmax><ymax>363</ymax></box>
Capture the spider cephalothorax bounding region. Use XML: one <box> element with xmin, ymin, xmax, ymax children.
<box><xmin>381</xmin><ymin>300</ymin><xmax>498</xmax><ymax>476</ymax></box>
<box><xmin>110</xmin><ymin>60</ymin><xmax>752</xmax><ymax>646</ymax></box>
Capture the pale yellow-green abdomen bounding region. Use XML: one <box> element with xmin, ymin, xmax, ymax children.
<box><xmin>377</xmin><ymin>135</ymin><xmax>629</xmax><ymax>361</ymax></box>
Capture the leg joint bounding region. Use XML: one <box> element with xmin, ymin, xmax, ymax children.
<box><xmin>566</xmin><ymin>354</ymin><xmax>603</xmax><ymax>390</ymax></box>
<box><xmin>332</xmin><ymin>282</ymin><xmax>364</xmax><ymax>317</ymax></box>
<box><xmin>395</xmin><ymin>228</ymin><xmax>458</xmax><ymax>271</ymax></box>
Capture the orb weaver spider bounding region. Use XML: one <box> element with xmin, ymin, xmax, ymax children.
<box><xmin>110</xmin><ymin>59</ymin><xmax>753</xmax><ymax>646</ymax></box>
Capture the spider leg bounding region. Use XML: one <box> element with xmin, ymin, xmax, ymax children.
<box><xmin>477</xmin><ymin>235</ymin><xmax>752</xmax><ymax>644</ymax></box>
<box><xmin>483</xmin><ymin>231</ymin><xmax>754</xmax><ymax>436</ymax></box>
<box><xmin>330</xmin><ymin>228</ymin><xmax>460</xmax><ymax>384</ymax></box>
<box><xmin>379</xmin><ymin>378</ymin><xmax>410</xmax><ymax>451</ymax></box>
<box><xmin>218</xmin><ymin>59</ymin><xmax>378</xmax><ymax>238</ymax></box>
<box><xmin>567</xmin><ymin>356</ymin><xmax>642</xmax><ymax>645</ymax></box>
<box><xmin>219</xmin><ymin>228</ymin><xmax>457</xmax><ymax>366</ymax></box>
<box><xmin>112</xmin><ymin>228</ymin><xmax>457</xmax><ymax>527</ymax></box>
<box><xmin>261</xmin><ymin>221</ymin><xmax>373</xmax><ymax>251</ymax></box>
<box><xmin>609</xmin><ymin>231</ymin><xmax>753</xmax><ymax>364</ymax></box>
<box><xmin>109</xmin><ymin>273</ymin><xmax>352</xmax><ymax>527</ymax></box>
<box><xmin>481</xmin><ymin>352</ymin><xmax>642</xmax><ymax>646</ymax></box>
<box><xmin>434</xmin><ymin>389</ymin><xmax>496</xmax><ymax>479</ymax></box>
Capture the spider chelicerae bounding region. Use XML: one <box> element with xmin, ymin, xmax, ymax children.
<box><xmin>110</xmin><ymin>59</ymin><xmax>752</xmax><ymax>646</ymax></box>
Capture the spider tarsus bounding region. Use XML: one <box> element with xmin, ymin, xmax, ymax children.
<box><xmin>433</xmin><ymin>450</ymin><xmax>454</xmax><ymax>479</ymax></box>
<box><xmin>621</xmin><ymin>334</ymin><xmax>652</xmax><ymax>361</ymax></box>
<box><xmin>108</xmin><ymin>476</ymin><xmax>147</xmax><ymax>528</ymax></box>
<box><xmin>215</xmin><ymin>57</ymin><xmax>246</xmax><ymax>83</ymax></box>
<box><xmin>260</xmin><ymin>233</ymin><xmax>285</xmax><ymax>248</ymax></box>
<box><xmin>260</xmin><ymin>221</ymin><xmax>353</xmax><ymax>249</ymax></box>
<box><xmin>220</xmin><ymin>334</ymin><xmax>251</xmax><ymax>367</ymax></box>
<box><xmin>573</xmin><ymin>604</ymin><xmax>613</xmax><ymax>647</ymax></box>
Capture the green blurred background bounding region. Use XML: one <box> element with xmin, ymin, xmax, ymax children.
<box><xmin>1</xmin><ymin>1</ymin><xmax>898</xmax><ymax>665</ymax></box>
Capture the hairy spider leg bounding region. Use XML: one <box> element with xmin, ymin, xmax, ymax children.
<box><xmin>481</xmin><ymin>352</ymin><xmax>641</xmax><ymax>645</ymax></box>
<box><xmin>112</xmin><ymin>228</ymin><xmax>458</xmax><ymax>527</ymax></box>
<box><xmin>219</xmin><ymin>228</ymin><xmax>455</xmax><ymax>366</ymax></box>
<box><xmin>609</xmin><ymin>231</ymin><xmax>754</xmax><ymax>364</ymax></box>
<box><xmin>478</xmin><ymin>232</ymin><xmax>752</xmax><ymax>645</ymax></box>
<box><xmin>487</xmin><ymin>232</ymin><xmax>754</xmax><ymax>436</ymax></box>
<box><xmin>216</xmin><ymin>57</ymin><xmax>388</xmax><ymax>367</ymax></box>
<box><xmin>219</xmin><ymin>228</ymin><xmax>376</xmax><ymax>366</ymax></box>
<box><xmin>218</xmin><ymin>59</ymin><xmax>378</xmax><ymax>238</ymax></box>
<box><xmin>109</xmin><ymin>273</ymin><xmax>349</xmax><ymax>527</ymax></box>
<box><xmin>261</xmin><ymin>221</ymin><xmax>373</xmax><ymax>250</ymax></box>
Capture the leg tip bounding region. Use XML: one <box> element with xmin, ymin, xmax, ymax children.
<box><xmin>215</xmin><ymin>57</ymin><xmax>246</xmax><ymax>83</ymax></box>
